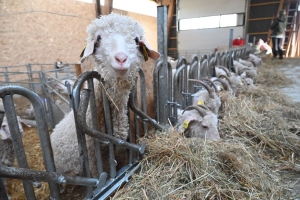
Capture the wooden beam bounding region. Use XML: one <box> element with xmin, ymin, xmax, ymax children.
<box><xmin>248</xmin><ymin>32</ymin><xmax>269</xmax><ymax>35</ymax></box>
<box><xmin>161</xmin><ymin>0</ymin><xmax>175</xmax><ymax>40</ymax></box>
<box><xmin>248</xmin><ymin>17</ymin><xmax>275</xmax><ymax>21</ymax></box>
<box><xmin>250</xmin><ymin>1</ymin><xmax>280</xmax><ymax>6</ymax></box>
<box><xmin>101</xmin><ymin>0</ymin><xmax>113</xmax><ymax>15</ymax></box>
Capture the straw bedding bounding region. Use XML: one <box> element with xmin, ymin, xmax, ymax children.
<box><xmin>5</xmin><ymin>58</ymin><xmax>300</xmax><ymax>199</ymax></box>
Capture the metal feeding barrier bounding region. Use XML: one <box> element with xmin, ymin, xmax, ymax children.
<box><xmin>0</xmin><ymin>66</ymin><xmax>163</xmax><ymax>199</ymax></box>
<box><xmin>0</xmin><ymin>44</ymin><xmax>254</xmax><ymax>199</ymax></box>
<box><xmin>154</xmin><ymin>46</ymin><xmax>254</xmax><ymax>126</ymax></box>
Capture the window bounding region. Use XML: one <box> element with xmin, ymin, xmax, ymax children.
<box><xmin>179</xmin><ymin>13</ymin><xmax>245</xmax><ymax>31</ymax></box>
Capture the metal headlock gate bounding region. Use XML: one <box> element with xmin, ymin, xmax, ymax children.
<box><xmin>0</xmin><ymin>45</ymin><xmax>254</xmax><ymax>199</ymax></box>
<box><xmin>154</xmin><ymin>46</ymin><xmax>255</xmax><ymax>127</ymax></box>
<box><xmin>0</xmin><ymin>65</ymin><xmax>165</xmax><ymax>199</ymax></box>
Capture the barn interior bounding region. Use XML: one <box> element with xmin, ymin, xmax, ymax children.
<box><xmin>0</xmin><ymin>0</ymin><xmax>300</xmax><ymax>199</ymax></box>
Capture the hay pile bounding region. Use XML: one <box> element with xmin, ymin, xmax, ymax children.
<box><xmin>5</xmin><ymin>58</ymin><xmax>300</xmax><ymax>199</ymax></box>
<box><xmin>6</xmin><ymin>127</ymin><xmax>51</xmax><ymax>200</ymax></box>
<box><xmin>112</xmin><ymin>58</ymin><xmax>300</xmax><ymax>199</ymax></box>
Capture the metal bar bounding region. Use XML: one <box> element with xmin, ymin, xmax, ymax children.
<box><xmin>75</xmin><ymin>86</ymin><xmax>146</xmax><ymax>154</ymax></box>
<box><xmin>0</xmin><ymin>165</ymin><xmax>99</xmax><ymax>187</ymax></box>
<box><xmin>87</xmin><ymin>79</ymin><xmax>104</xmax><ymax>177</ymax></box>
<box><xmin>138</xmin><ymin>68</ymin><xmax>148</xmax><ymax>135</ymax></box>
<box><xmin>4</xmin><ymin>67</ymin><xmax>9</xmax><ymax>83</ymax></box>
<box><xmin>157</xmin><ymin>5</ymin><xmax>168</xmax><ymax>125</ymax></box>
<box><xmin>0</xmin><ymin>84</ymin><xmax>61</xmax><ymax>199</ymax></box>
<box><xmin>0</xmin><ymin>177</ymin><xmax>9</xmax><ymax>200</ymax></box>
<box><xmin>65</xmin><ymin>80</ymin><xmax>73</xmax><ymax>110</ymax></box>
<box><xmin>92</xmin><ymin>162</ymin><xmax>141</xmax><ymax>200</ymax></box>
<box><xmin>2</xmin><ymin>94</ymin><xmax>36</xmax><ymax>200</ymax></box>
<box><xmin>153</xmin><ymin>60</ymin><xmax>163</xmax><ymax>124</ymax></box>
<box><xmin>41</xmin><ymin>73</ymin><xmax>55</xmax><ymax>128</ymax></box>
<box><xmin>101</xmin><ymin>86</ymin><xmax>117</xmax><ymax>179</ymax></box>
<box><xmin>72</xmin><ymin>87</ymin><xmax>94</xmax><ymax>199</ymax></box>
<box><xmin>229</xmin><ymin>29</ymin><xmax>234</xmax><ymax>49</ymax></box>
<box><xmin>129</xmin><ymin>87</ymin><xmax>164</xmax><ymax>131</ymax></box>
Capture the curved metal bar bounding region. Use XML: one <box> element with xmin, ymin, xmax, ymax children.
<box><xmin>128</xmin><ymin>87</ymin><xmax>164</xmax><ymax>131</ymax></box>
<box><xmin>153</xmin><ymin>60</ymin><xmax>163</xmax><ymax>123</ymax></box>
<box><xmin>0</xmin><ymin>165</ymin><xmax>100</xmax><ymax>187</ymax></box>
<box><xmin>76</xmin><ymin>89</ymin><xmax>146</xmax><ymax>154</ymax></box>
<box><xmin>0</xmin><ymin>84</ymin><xmax>60</xmax><ymax>200</ymax></box>
<box><xmin>173</xmin><ymin>56</ymin><xmax>188</xmax><ymax>108</ymax></box>
<box><xmin>188</xmin><ymin>54</ymin><xmax>199</xmax><ymax>95</ymax></box>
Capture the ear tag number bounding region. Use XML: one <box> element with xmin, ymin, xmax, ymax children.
<box><xmin>183</xmin><ymin>120</ymin><xmax>189</xmax><ymax>129</ymax></box>
<box><xmin>198</xmin><ymin>100</ymin><xmax>204</xmax><ymax>105</ymax></box>
<box><xmin>140</xmin><ymin>44</ymin><xmax>149</xmax><ymax>61</ymax></box>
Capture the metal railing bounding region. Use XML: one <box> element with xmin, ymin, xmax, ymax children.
<box><xmin>154</xmin><ymin>46</ymin><xmax>254</xmax><ymax>126</ymax></box>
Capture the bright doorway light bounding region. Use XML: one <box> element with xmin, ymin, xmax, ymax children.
<box><xmin>199</xmin><ymin>15</ymin><xmax>219</xmax><ymax>29</ymax></box>
<box><xmin>113</xmin><ymin>0</ymin><xmax>157</xmax><ymax>17</ymax></box>
<box><xmin>220</xmin><ymin>14</ymin><xmax>237</xmax><ymax>27</ymax></box>
<box><xmin>179</xmin><ymin>18</ymin><xmax>200</xmax><ymax>30</ymax></box>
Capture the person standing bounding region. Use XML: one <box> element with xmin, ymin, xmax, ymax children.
<box><xmin>270</xmin><ymin>9</ymin><xmax>288</xmax><ymax>60</ymax></box>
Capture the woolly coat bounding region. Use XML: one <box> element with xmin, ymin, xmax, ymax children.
<box><xmin>50</xmin><ymin>13</ymin><xmax>158</xmax><ymax>177</ymax></box>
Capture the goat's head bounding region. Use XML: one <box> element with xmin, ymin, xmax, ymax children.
<box><xmin>180</xmin><ymin>105</ymin><xmax>220</xmax><ymax>141</ymax></box>
<box><xmin>80</xmin><ymin>13</ymin><xmax>160</xmax><ymax>80</ymax></box>
<box><xmin>0</xmin><ymin>116</ymin><xmax>24</xmax><ymax>140</ymax></box>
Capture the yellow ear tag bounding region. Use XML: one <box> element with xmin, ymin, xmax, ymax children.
<box><xmin>0</xmin><ymin>133</ymin><xmax>2</xmax><ymax>139</ymax></box>
<box><xmin>198</xmin><ymin>100</ymin><xmax>204</xmax><ymax>105</ymax></box>
<box><xmin>220</xmin><ymin>86</ymin><xmax>224</xmax><ymax>90</ymax></box>
<box><xmin>183</xmin><ymin>120</ymin><xmax>189</xmax><ymax>129</ymax></box>
<box><xmin>140</xmin><ymin>44</ymin><xmax>149</xmax><ymax>61</ymax></box>
<box><xmin>80</xmin><ymin>47</ymin><xmax>86</xmax><ymax>58</ymax></box>
<box><xmin>239</xmin><ymin>82</ymin><xmax>243</xmax><ymax>86</ymax></box>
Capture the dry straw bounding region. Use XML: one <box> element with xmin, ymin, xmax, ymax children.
<box><xmin>6</xmin><ymin>58</ymin><xmax>300</xmax><ymax>199</ymax></box>
<box><xmin>112</xmin><ymin>58</ymin><xmax>300</xmax><ymax>200</ymax></box>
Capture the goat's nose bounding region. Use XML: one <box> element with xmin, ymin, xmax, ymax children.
<box><xmin>115</xmin><ymin>52</ymin><xmax>128</xmax><ymax>64</ymax></box>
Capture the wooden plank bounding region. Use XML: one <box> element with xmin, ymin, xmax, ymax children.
<box><xmin>161</xmin><ymin>0</ymin><xmax>175</xmax><ymax>39</ymax></box>
<box><xmin>101</xmin><ymin>0</ymin><xmax>113</xmax><ymax>15</ymax></box>
<box><xmin>248</xmin><ymin>32</ymin><xmax>269</xmax><ymax>35</ymax></box>
<box><xmin>250</xmin><ymin>1</ymin><xmax>280</xmax><ymax>6</ymax></box>
<box><xmin>248</xmin><ymin>17</ymin><xmax>275</xmax><ymax>21</ymax></box>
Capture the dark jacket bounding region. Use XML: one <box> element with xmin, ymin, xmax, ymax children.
<box><xmin>270</xmin><ymin>14</ymin><xmax>288</xmax><ymax>37</ymax></box>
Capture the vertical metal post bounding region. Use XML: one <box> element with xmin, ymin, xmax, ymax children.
<box><xmin>0</xmin><ymin>177</ymin><xmax>9</xmax><ymax>200</ymax></box>
<box><xmin>4</xmin><ymin>67</ymin><xmax>9</xmax><ymax>83</ymax></box>
<box><xmin>229</xmin><ymin>29</ymin><xmax>234</xmax><ymax>49</ymax></box>
<box><xmin>157</xmin><ymin>5</ymin><xmax>168</xmax><ymax>125</ymax></box>
<box><xmin>253</xmin><ymin>36</ymin><xmax>256</xmax><ymax>45</ymax></box>
<box><xmin>246</xmin><ymin>34</ymin><xmax>249</xmax><ymax>46</ymax></box>
<box><xmin>3</xmin><ymin>94</ymin><xmax>36</xmax><ymax>200</ymax></box>
<box><xmin>27</xmin><ymin>64</ymin><xmax>35</xmax><ymax>92</ymax></box>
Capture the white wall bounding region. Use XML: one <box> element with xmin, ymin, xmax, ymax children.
<box><xmin>177</xmin><ymin>0</ymin><xmax>246</xmax><ymax>56</ymax></box>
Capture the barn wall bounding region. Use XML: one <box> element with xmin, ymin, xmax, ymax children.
<box><xmin>0</xmin><ymin>0</ymin><xmax>96</xmax><ymax>67</ymax></box>
<box><xmin>0</xmin><ymin>0</ymin><xmax>158</xmax><ymax>67</ymax></box>
<box><xmin>177</xmin><ymin>0</ymin><xmax>246</xmax><ymax>58</ymax></box>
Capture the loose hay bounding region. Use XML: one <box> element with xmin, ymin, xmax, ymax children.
<box><xmin>5</xmin><ymin>58</ymin><xmax>300</xmax><ymax>199</ymax></box>
<box><xmin>112</xmin><ymin>59</ymin><xmax>300</xmax><ymax>199</ymax></box>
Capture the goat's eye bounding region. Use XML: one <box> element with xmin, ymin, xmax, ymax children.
<box><xmin>2</xmin><ymin>125</ymin><xmax>6</xmax><ymax>128</ymax></box>
<box><xmin>202</xmin><ymin>125</ymin><xmax>208</xmax><ymax>129</ymax></box>
<box><xmin>134</xmin><ymin>37</ymin><xmax>139</xmax><ymax>45</ymax></box>
<box><xmin>97</xmin><ymin>35</ymin><xmax>101</xmax><ymax>42</ymax></box>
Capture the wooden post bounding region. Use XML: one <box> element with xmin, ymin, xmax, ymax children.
<box><xmin>75</xmin><ymin>63</ymin><xmax>82</xmax><ymax>77</ymax></box>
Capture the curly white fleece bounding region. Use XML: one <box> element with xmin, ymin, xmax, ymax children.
<box><xmin>51</xmin><ymin>13</ymin><xmax>147</xmax><ymax>177</ymax></box>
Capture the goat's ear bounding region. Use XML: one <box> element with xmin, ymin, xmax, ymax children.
<box><xmin>80</xmin><ymin>40</ymin><xmax>95</xmax><ymax>63</ymax></box>
<box><xmin>138</xmin><ymin>40</ymin><xmax>160</xmax><ymax>61</ymax></box>
<box><xmin>0</xmin><ymin>129</ymin><xmax>8</xmax><ymax>140</ymax></box>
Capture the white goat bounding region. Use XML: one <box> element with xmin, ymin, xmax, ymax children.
<box><xmin>188</xmin><ymin>79</ymin><xmax>221</xmax><ymax>115</ymax></box>
<box><xmin>177</xmin><ymin>105</ymin><xmax>220</xmax><ymax>140</ymax></box>
<box><xmin>50</xmin><ymin>13</ymin><xmax>160</xmax><ymax>178</ymax></box>
<box><xmin>0</xmin><ymin>115</ymin><xmax>25</xmax><ymax>198</ymax></box>
<box><xmin>247</xmin><ymin>54</ymin><xmax>262</xmax><ymax>66</ymax></box>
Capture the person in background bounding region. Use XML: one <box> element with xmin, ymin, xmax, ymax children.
<box><xmin>270</xmin><ymin>9</ymin><xmax>288</xmax><ymax>60</ymax></box>
<box><xmin>232</xmin><ymin>36</ymin><xmax>245</xmax><ymax>46</ymax></box>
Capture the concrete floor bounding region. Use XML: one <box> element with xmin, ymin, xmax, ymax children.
<box><xmin>271</xmin><ymin>58</ymin><xmax>300</xmax><ymax>103</ymax></box>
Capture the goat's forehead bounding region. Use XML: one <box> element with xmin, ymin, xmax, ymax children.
<box><xmin>91</xmin><ymin>18</ymin><xmax>143</xmax><ymax>39</ymax></box>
